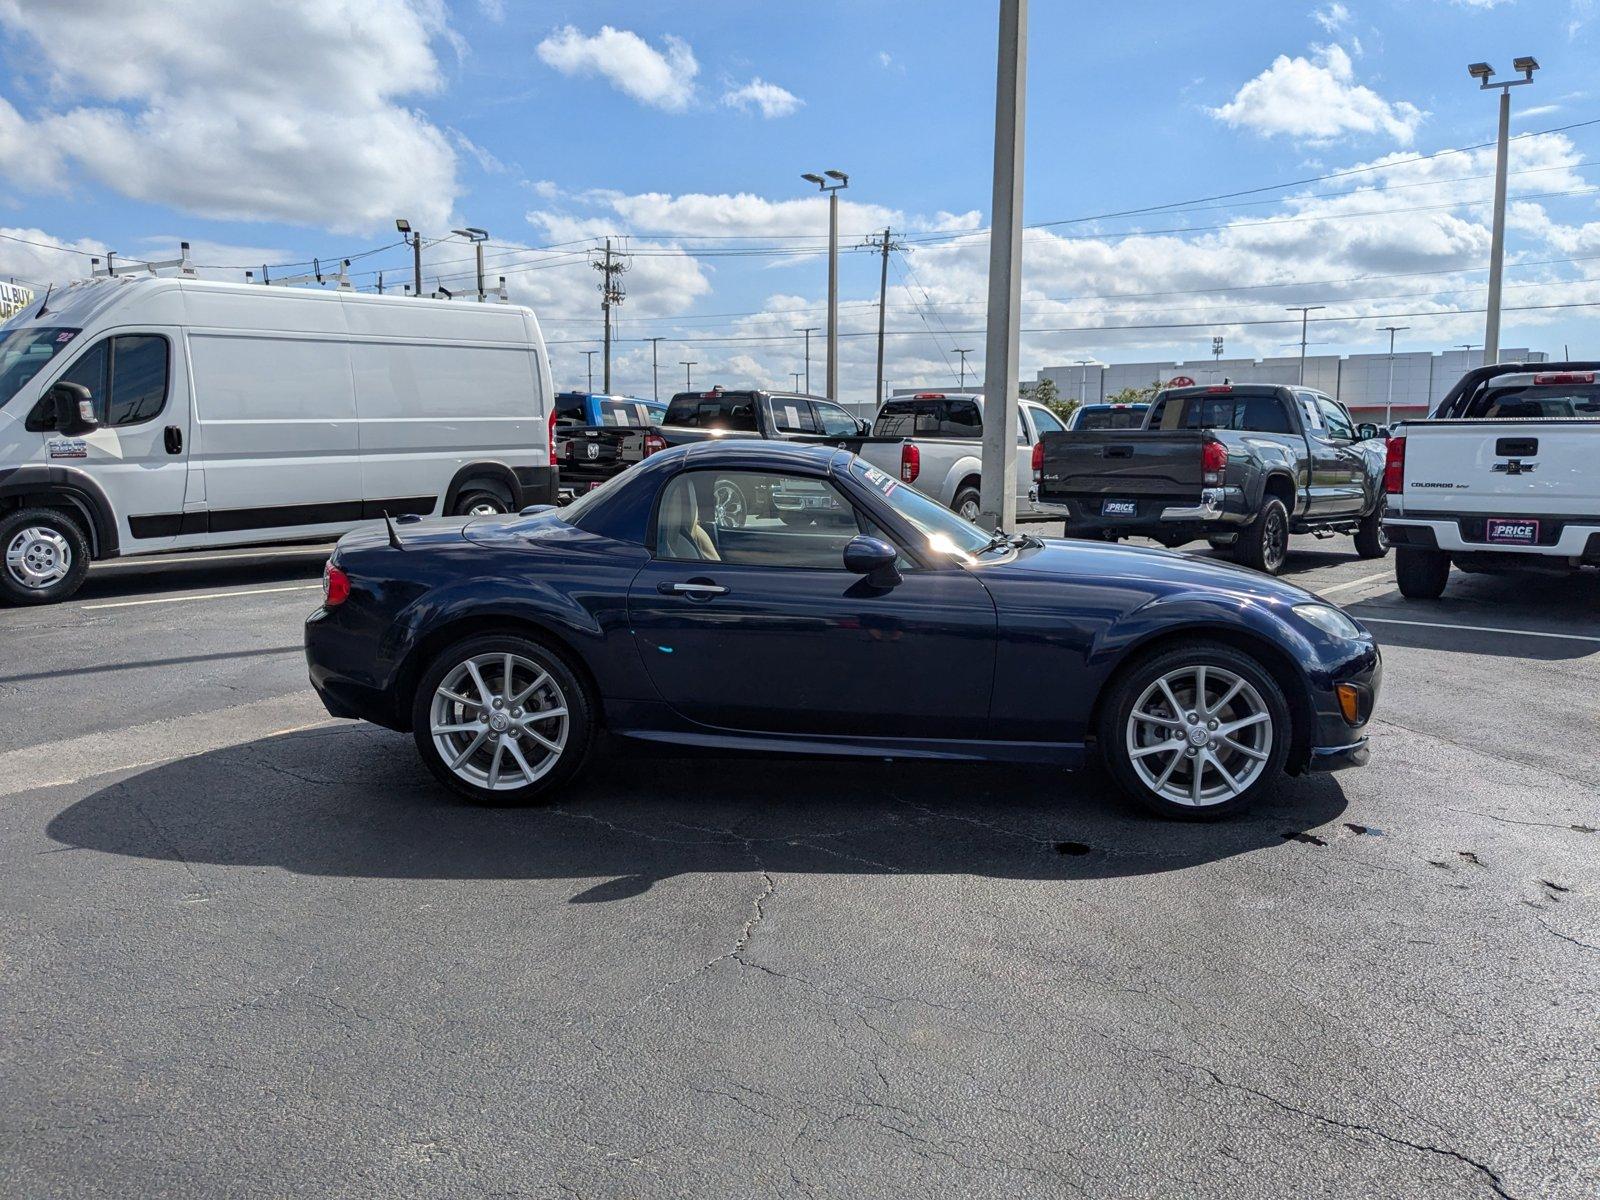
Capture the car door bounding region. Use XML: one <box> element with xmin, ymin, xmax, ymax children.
<box><xmin>28</xmin><ymin>330</ymin><xmax>191</xmax><ymax>549</ymax></box>
<box><xmin>810</xmin><ymin>399</ymin><xmax>860</xmax><ymax>443</ymax></box>
<box><xmin>1294</xmin><ymin>390</ymin><xmax>1344</xmax><ymax>516</ymax></box>
<box><xmin>1313</xmin><ymin>395</ymin><xmax>1367</xmax><ymax>514</ymax></box>
<box><xmin>626</xmin><ymin>466</ymin><xmax>998</xmax><ymax>738</ymax></box>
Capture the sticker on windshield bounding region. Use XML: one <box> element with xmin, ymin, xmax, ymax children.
<box><xmin>48</xmin><ymin>439</ymin><xmax>87</xmax><ymax>459</ymax></box>
<box><xmin>861</xmin><ymin>465</ymin><xmax>898</xmax><ymax>497</ymax></box>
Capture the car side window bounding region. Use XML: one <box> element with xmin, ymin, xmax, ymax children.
<box><xmin>655</xmin><ymin>470</ymin><xmax>882</xmax><ymax>569</ymax></box>
<box><xmin>812</xmin><ymin>401</ymin><xmax>858</xmax><ymax>438</ymax></box>
<box><xmin>940</xmin><ymin>399</ymin><xmax>982</xmax><ymax>439</ymax></box>
<box><xmin>768</xmin><ymin>398</ymin><xmax>819</xmax><ymax>434</ymax></box>
<box><xmin>26</xmin><ymin>334</ymin><xmax>169</xmax><ymax>431</ymax></box>
<box><xmin>1316</xmin><ymin>397</ymin><xmax>1355</xmax><ymax>440</ymax></box>
<box><xmin>1029</xmin><ymin>405</ymin><xmax>1065</xmax><ymax>436</ymax></box>
<box><xmin>872</xmin><ymin>400</ymin><xmax>939</xmax><ymax>437</ymax></box>
<box><xmin>26</xmin><ymin>339</ymin><xmax>108</xmax><ymax>431</ymax></box>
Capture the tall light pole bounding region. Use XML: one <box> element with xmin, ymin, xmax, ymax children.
<box><xmin>802</xmin><ymin>171</ymin><xmax>848</xmax><ymax>400</ymax></box>
<box><xmin>396</xmin><ymin>219</ymin><xmax>421</xmax><ymax>298</ymax></box>
<box><xmin>680</xmin><ymin>360</ymin><xmax>697</xmax><ymax>390</ymax></box>
<box><xmin>954</xmin><ymin>347</ymin><xmax>974</xmax><ymax>390</ymax></box>
<box><xmin>794</xmin><ymin>327</ymin><xmax>818</xmax><ymax>393</ymax></box>
<box><xmin>452</xmin><ymin>227</ymin><xmax>489</xmax><ymax>300</ymax></box>
<box><xmin>1378</xmin><ymin>324</ymin><xmax>1410</xmax><ymax>427</ymax></box>
<box><xmin>1074</xmin><ymin>359</ymin><xmax>1095</xmax><ymax>406</ymax></box>
<box><xmin>1469</xmin><ymin>57</ymin><xmax>1538</xmax><ymax>364</ymax></box>
<box><xmin>1286</xmin><ymin>306</ymin><xmax>1325</xmax><ymax>384</ymax></box>
<box><xmin>581</xmin><ymin>350</ymin><xmax>598</xmax><ymax>393</ymax></box>
<box><xmin>978</xmin><ymin>0</ymin><xmax>1027</xmax><ymax>533</ymax></box>
<box><xmin>791</xmin><ymin>371</ymin><xmax>803</xmax><ymax>391</ymax></box>
<box><xmin>644</xmin><ymin>336</ymin><xmax>665</xmax><ymax>401</ymax></box>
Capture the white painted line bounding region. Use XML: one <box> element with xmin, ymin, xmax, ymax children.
<box><xmin>82</xmin><ymin>584</ymin><xmax>322</xmax><ymax>611</ymax></box>
<box><xmin>1315</xmin><ymin>571</ymin><xmax>1394</xmax><ymax>597</ymax></box>
<box><xmin>1361</xmin><ymin>617</ymin><xmax>1600</xmax><ymax>644</ymax></box>
<box><xmin>92</xmin><ymin>546</ymin><xmax>333</xmax><ymax>570</ymax></box>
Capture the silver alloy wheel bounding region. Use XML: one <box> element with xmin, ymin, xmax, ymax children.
<box><xmin>1125</xmin><ymin>664</ymin><xmax>1273</xmax><ymax>806</ymax></box>
<box><xmin>5</xmin><ymin>525</ymin><xmax>72</xmax><ymax>590</ymax></box>
<box><xmin>958</xmin><ymin>497</ymin><xmax>981</xmax><ymax>522</ymax></box>
<box><xmin>467</xmin><ymin>500</ymin><xmax>504</xmax><ymax>516</ymax></box>
<box><xmin>712</xmin><ymin>480</ymin><xmax>746</xmax><ymax>528</ymax></box>
<box><xmin>429</xmin><ymin>651</ymin><xmax>570</xmax><ymax>792</ymax></box>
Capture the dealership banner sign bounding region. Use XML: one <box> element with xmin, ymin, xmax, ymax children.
<box><xmin>0</xmin><ymin>281</ymin><xmax>34</xmax><ymax>320</ymax></box>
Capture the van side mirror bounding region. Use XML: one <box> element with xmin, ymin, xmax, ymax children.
<box><xmin>49</xmin><ymin>382</ymin><xmax>98</xmax><ymax>436</ymax></box>
<box><xmin>843</xmin><ymin>535</ymin><xmax>901</xmax><ymax>588</ymax></box>
<box><xmin>1355</xmin><ymin>422</ymin><xmax>1379</xmax><ymax>441</ymax></box>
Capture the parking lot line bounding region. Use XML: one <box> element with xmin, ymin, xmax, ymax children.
<box><xmin>82</xmin><ymin>584</ymin><xmax>323</xmax><ymax>611</ymax></box>
<box><xmin>1360</xmin><ymin>616</ymin><xmax>1600</xmax><ymax>644</ymax></box>
<box><xmin>1315</xmin><ymin>571</ymin><xmax>1393</xmax><ymax>596</ymax></box>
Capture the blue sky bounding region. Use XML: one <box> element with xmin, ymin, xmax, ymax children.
<box><xmin>2</xmin><ymin>0</ymin><xmax>1597</xmax><ymax>398</ymax></box>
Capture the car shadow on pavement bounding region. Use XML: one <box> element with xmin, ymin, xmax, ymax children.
<box><xmin>76</xmin><ymin>549</ymin><xmax>330</xmax><ymax>602</ymax></box>
<box><xmin>47</xmin><ymin>725</ymin><xmax>1350</xmax><ymax>900</ymax></box>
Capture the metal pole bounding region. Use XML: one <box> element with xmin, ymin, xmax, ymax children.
<box><xmin>978</xmin><ymin>0</ymin><xmax>1027</xmax><ymax>532</ymax></box>
<box><xmin>1484</xmin><ymin>88</ymin><xmax>1511</xmax><ymax>364</ymax></box>
<box><xmin>1286</xmin><ymin>306</ymin><xmax>1324</xmax><ymax>384</ymax></box>
<box><xmin>602</xmin><ymin>239</ymin><xmax>613</xmax><ymax>394</ymax></box>
<box><xmin>475</xmin><ymin>240</ymin><xmax>486</xmax><ymax>302</ymax></box>
<box><xmin>645</xmin><ymin>337</ymin><xmax>664</xmax><ymax>401</ymax></box>
<box><xmin>827</xmin><ymin>190</ymin><xmax>839</xmax><ymax>401</ymax></box>
<box><xmin>412</xmin><ymin>235</ymin><xmax>423</xmax><ymax>298</ymax></box>
<box><xmin>955</xmin><ymin>348</ymin><xmax>973</xmax><ymax>389</ymax></box>
<box><xmin>795</xmin><ymin>327</ymin><xmax>817</xmax><ymax>393</ymax></box>
<box><xmin>582</xmin><ymin>350</ymin><xmax>597</xmax><ymax>393</ymax></box>
<box><xmin>875</xmin><ymin>228</ymin><xmax>891</xmax><ymax>408</ymax></box>
<box><xmin>681</xmin><ymin>360</ymin><xmax>696</xmax><ymax>390</ymax></box>
<box><xmin>791</xmin><ymin>372</ymin><xmax>803</xmax><ymax>391</ymax></box>
<box><xmin>1378</xmin><ymin>325</ymin><xmax>1410</xmax><ymax>427</ymax></box>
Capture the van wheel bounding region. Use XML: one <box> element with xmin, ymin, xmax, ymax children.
<box><xmin>953</xmin><ymin>484</ymin><xmax>982</xmax><ymax>524</ymax></box>
<box><xmin>1395</xmin><ymin>546</ymin><xmax>1450</xmax><ymax>599</ymax></box>
<box><xmin>1354</xmin><ymin>498</ymin><xmax>1389</xmax><ymax>559</ymax></box>
<box><xmin>0</xmin><ymin>507</ymin><xmax>91</xmax><ymax>606</ymax></box>
<box><xmin>411</xmin><ymin>634</ymin><xmax>594</xmax><ymax>806</ymax></box>
<box><xmin>1231</xmin><ymin>497</ymin><xmax>1290</xmax><ymax>575</ymax></box>
<box><xmin>453</xmin><ymin>484</ymin><xmax>511</xmax><ymax>517</ymax></box>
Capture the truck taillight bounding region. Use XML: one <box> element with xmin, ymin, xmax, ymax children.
<box><xmin>1201</xmin><ymin>440</ymin><xmax>1228</xmax><ymax>486</ymax></box>
<box><xmin>1533</xmin><ymin>371</ymin><xmax>1595</xmax><ymax>385</ymax></box>
<box><xmin>643</xmin><ymin>431</ymin><xmax>666</xmax><ymax>457</ymax></box>
<box><xmin>1383</xmin><ymin>435</ymin><xmax>1406</xmax><ymax>495</ymax></box>
<box><xmin>547</xmin><ymin>409</ymin><xmax>557</xmax><ymax>463</ymax></box>
<box><xmin>1031</xmin><ymin>439</ymin><xmax>1044</xmax><ymax>482</ymax></box>
<box><xmin>323</xmin><ymin>562</ymin><xmax>350</xmax><ymax>607</ymax></box>
<box><xmin>901</xmin><ymin>442</ymin><xmax>920</xmax><ymax>483</ymax></box>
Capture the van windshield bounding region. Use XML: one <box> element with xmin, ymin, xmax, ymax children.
<box><xmin>0</xmin><ymin>327</ymin><xmax>81</xmax><ymax>409</ymax></box>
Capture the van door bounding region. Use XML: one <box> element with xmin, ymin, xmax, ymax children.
<box><xmin>33</xmin><ymin>330</ymin><xmax>190</xmax><ymax>550</ymax></box>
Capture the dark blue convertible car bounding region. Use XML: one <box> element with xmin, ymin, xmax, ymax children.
<box><xmin>306</xmin><ymin>441</ymin><xmax>1379</xmax><ymax>820</ymax></box>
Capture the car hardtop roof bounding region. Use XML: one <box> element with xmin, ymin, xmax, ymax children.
<box><xmin>682</xmin><ymin>439</ymin><xmax>842</xmax><ymax>471</ymax></box>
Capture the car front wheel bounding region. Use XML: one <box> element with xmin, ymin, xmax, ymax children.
<box><xmin>1099</xmin><ymin>641</ymin><xmax>1292</xmax><ymax>820</ymax></box>
<box><xmin>0</xmin><ymin>507</ymin><xmax>91</xmax><ymax>606</ymax></box>
<box><xmin>411</xmin><ymin>635</ymin><xmax>594</xmax><ymax>805</ymax></box>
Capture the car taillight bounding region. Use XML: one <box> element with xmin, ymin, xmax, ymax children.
<box><xmin>1383</xmin><ymin>435</ymin><xmax>1406</xmax><ymax>495</ymax></box>
<box><xmin>547</xmin><ymin>409</ymin><xmax>558</xmax><ymax>463</ymax></box>
<box><xmin>1201</xmin><ymin>440</ymin><xmax>1228</xmax><ymax>486</ymax></box>
<box><xmin>1031</xmin><ymin>439</ymin><xmax>1044</xmax><ymax>481</ymax></box>
<box><xmin>643</xmin><ymin>431</ymin><xmax>666</xmax><ymax>457</ymax></box>
<box><xmin>900</xmin><ymin>442</ymin><xmax>920</xmax><ymax>483</ymax></box>
<box><xmin>1533</xmin><ymin>371</ymin><xmax>1595</xmax><ymax>385</ymax></box>
<box><xmin>323</xmin><ymin>562</ymin><xmax>350</xmax><ymax>607</ymax></box>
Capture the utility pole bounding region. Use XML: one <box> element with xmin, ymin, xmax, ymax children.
<box><xmin>1286</xmin><ymin>306</ymin><xmax>1325</xmax><ymax>384</ymax></box>
<box><xmin>801</xmin><ymin>170</ymin><xmax>849</xmax><ymax>400</ymax></box>
<box><xmin>680</xmin><ymin>360</ymin><xmax>697</xmax><ymax>390</ymax></box>
<box><xmin>1469</xmin><ymin>56</ymin><xmax>1538</xmax><ymax>363</ymax></box>
<box><xmin>978</xmin><ymin>0</ymin><xmax>1027</xmax><ymax>532</ymax></box>
<box><xmin>1212</xmin><ymin>335</ymin><xmax>1224</xmax><ymax>363</ymax></box>
<box><xmin>396</xmin><ymin>219</ymin><xmax>421</xmax><ymax>298</ymax></box>
<box><xmin>594</xmin><ymin>238</ymin><xmax>629</xmax><ymax>393</ymax></box>
<box><xmin>860</xmin><ymin>227</ymin><xmax>905</xmax><ymax>407</ymax></box>
<box><xmin>581</xmin><ymin>350</ymin><xmax>598</xmax><ymax>394</ymax></box>
<box><xmin>954</xmin><ymin>348</ymin><xmax>974</xmax><ymax>390</ymax></box>
<box><xmin>644</xmin><ymin>336</ymin><xmax>665</xmax><ymax>401</ymax></box>
<box><xmin>794</xmin><ymin>327</ymin><xmax>819</xmax><ymax>393</ymax></box>
<box><xmin>1378</xmin><ymin>325</ymin><xmax>1411</xmax><ymax>427</ymax></box>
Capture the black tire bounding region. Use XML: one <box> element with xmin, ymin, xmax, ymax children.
<box><xmin>410</xmin><ymin>633</ymin><xmax>595</xmax><ymax>806</ymax></box>
<box><xmin>1354</xmin><ymin>497</ymin><xmax>1389</xmax><ymax>559</ymax></box>
<box><xmin>1394</xmin><ymin>546</ymin><xmax>1450</xmax><ymax>600</ymax></box>
<box><xmin>1098</xmin><ymin>640</ymin><xmax>1293</xmax><ymax>821</ymax></box>
<box><xmin>0</xmin><ymin>506</ymin><xmax>92</xmax><ymax>606</ymax></box>
<box><xmin>952</xmin><ymin>484</ymin><xmax>982</xmax><ymax>525</ymax></box>
<box><xmin>453</xmin><ymin>483</ymin><xmax>511</xmax><ymax>517</ymax></box>
<box><xmin>1231</xmin><ymin>497</ymin><xmax>1291</xmax><ymax>575</ymax></box>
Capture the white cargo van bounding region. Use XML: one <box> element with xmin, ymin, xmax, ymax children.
<box><xmin>0</xmin><ymin>276</ymin><xmax>557</xmax><ymax>603</ymax></box>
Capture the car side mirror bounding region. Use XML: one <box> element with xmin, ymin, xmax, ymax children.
<box><xmin>49</xmin><ymin>382</ymin><xmax>98</xmax><ymax>436</ymax></box>
<box><xmin>843</xmin><ymin>535</ymin><xmax>901</xmax><ymax>587</ymax></box>
<box><xmin>1356</xmin><ymin>422</ymin><xmax>1379</xmax><ymax>441</ymax></box>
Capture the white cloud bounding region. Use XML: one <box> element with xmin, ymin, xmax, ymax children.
<box><xmin>721</xmin><ymin>78</ymin><xmax>804</xmax><ymax>119</ymax></box>
<box><xmin>1312</xmin><ymin>3</ymin><xmax>1351</xmax><ymax>33</ymax></box>
<box><xmin>0</xmin><ymin>0</ymin><xmax>460</xmax><ymax>233</ymax></box>
<box><xmin>536</xmin><ymin>25</ymin><xmax>698</xmax><ymax>112</ymax></box>
<box><xmin>1209</xmin><ymin>44</ymin><xmax>1425</xmax><ymax>145</ymax></box>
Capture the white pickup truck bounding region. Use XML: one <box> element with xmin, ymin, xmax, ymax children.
<box><xmin>1383</xmin><ymin>363</ymin><xmax>1600</xmax><ymax>598</ymax></box>
<box><xmin>856</xmin><ymin>392</ymin><xmax>1067</xmax><ymax>523</ymax></box>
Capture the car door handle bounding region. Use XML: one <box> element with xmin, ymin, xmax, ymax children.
<box><xmin>660</xmin><ymin>581</ymin><xmax>728</xmax><ymax>598</ymax></box>
<box><xmin>163</xmin><ymin>425</ymin><xmax>183</xmax><ymax>454</ymax></box>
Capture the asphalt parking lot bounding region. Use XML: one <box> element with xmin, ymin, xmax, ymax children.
<box><xmin>1</xmin><ymin>532</ymin><xmax>1595</xmax><ymax>1198</ymax></box>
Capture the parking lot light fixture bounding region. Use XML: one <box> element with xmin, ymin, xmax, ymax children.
<box><xmin>452</xmin><ymin>227</ymin><xmax>490</xmax><ymax>301</ymax></box>
<box><xmin>397</xmin><ymin>219</ymin><xmax>421</xmax><ymax>298</ymax></box>
<box><xmin>802</xmin><ymin>170</ymin><xmax>849</xmax><ymax>400</ymax></box>
<box><xmin>1470</xmin><ymin>52</ymin><xmax>1538</xmax><ymax>363</ymax></box>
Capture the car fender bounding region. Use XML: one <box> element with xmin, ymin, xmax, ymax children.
<box><xmin>939</xmin><ymin>454</ymin><xmax>982</xmax><ymax>505</ymax></box>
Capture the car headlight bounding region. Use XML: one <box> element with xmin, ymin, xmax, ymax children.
<box><xmin>1292</xmin><ymin>603</ymin><xmax>1364</xmax><ymax>640</ymax></box>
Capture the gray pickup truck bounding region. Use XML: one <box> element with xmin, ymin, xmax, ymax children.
<box><xmin>1035</xmin><ymin>383</ymin><xmax>1389</xmax><ymax>574</ymax></box>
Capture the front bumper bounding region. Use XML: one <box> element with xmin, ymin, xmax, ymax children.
<box><xmin>1306</xmin><ymin>737</ymin><xmax>1371</xmax><ymax>772</ymax></box>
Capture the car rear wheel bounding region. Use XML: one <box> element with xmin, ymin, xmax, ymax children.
<box><xmin>1232</xmin><ymin>497</ymin><xmax>1290</xmax><ymax>575</ymax></box>
<box><xmin>0</xmin><ymin>507</ymin><xmax>91</xmax><ymax>606</ymax></box>
<box><xmin>953</xmin><ymin>484</ymin><xmax>982</xmax><ymax>524</ymax></box>
<box><xmin>1099</xmin><ymin>641</ymin><xmax>1291</xmax><ymax>820</ymax></box>
<box><xmin>411</xmin><ymin>635</ymin><xmax>594</xmax><ymax>805</ymax></box>
<box><xmin>1394</xmin><ymin>546</ymin><xmax>1450</xmax><ymax>599</ymax></box>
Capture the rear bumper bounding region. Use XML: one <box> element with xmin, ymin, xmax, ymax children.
<box><xmin>1386</xmin><ymin>514</ymin><xmax>1600</xmax><ymax>560</ymax></box>
<box><xmin>1040</xmin><ymin>488</ymin><xmax>1251</xmax><ymax>543</ymax></box>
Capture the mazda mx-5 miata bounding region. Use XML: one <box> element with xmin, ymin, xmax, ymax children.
<box><xmin>306</xmin><ymin>441</ymin><xmax>1379</xmax><ymax>820</ymax></box>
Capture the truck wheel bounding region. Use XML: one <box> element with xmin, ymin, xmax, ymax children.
<box><xmin>1395</xmin><ymin>546</ymin><xmax>1450</xmax><ymax>599</ymax></box>
<box><xmin>952</xmin><ymin>484</ymin><xmax>982</xmax><ymax>524</ymax></box>
<box><xmin>1353</xmin><ymin>498</ymin><xmax>1389</xmax><ymax>559</ymax></box>
<box><xmin>453</xmin><ymin>483</ymin><xmax>511</xmax><ymax>517</ymax></box>
<box><xmin>1231</xmin><ymin>497</ymin><xmax>1290</xmax><ymax>575</ymax></box>
<box><xmin>0</xmin><ymin>507</ymin><xmax>92</xmax><ymax>606</ymax></box>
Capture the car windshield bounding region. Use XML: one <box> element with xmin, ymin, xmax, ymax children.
<box><xmin>0</xmin><ymin>326</ymin><xmax>81</xmax><ymax>409</ymax></box>
<box><xmin>849</xmin><ymin>459</ymin><xmax>998</xmax><ymax>560</ymax></box>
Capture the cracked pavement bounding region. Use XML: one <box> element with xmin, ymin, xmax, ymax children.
<box><xmin>0</xmin><ymin>539</ymin><xmax>1595</xmax><ymax>1198</ymax></box>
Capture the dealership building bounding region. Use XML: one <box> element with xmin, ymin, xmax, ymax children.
<box><xmin>1031</xmin><ymin>347</ymin><xmax>1550</xmax><ymax>421</ymax></box>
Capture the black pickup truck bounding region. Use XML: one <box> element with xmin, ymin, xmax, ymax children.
<box><xmin>1035</xmin><ymin>383</ymin><xmax>1389</xmax><ymax>574</ymax></box>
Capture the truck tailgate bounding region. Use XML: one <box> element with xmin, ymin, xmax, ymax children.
<box><xmin>1398</xmin><ymin>420</ymin><xmax>1600</xmax><ymax>515</ymax></box>
<box><xmin>1038</xmin><ymin>431</ymin><xmax>1206</xmax><ymax>501</ymax></box>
